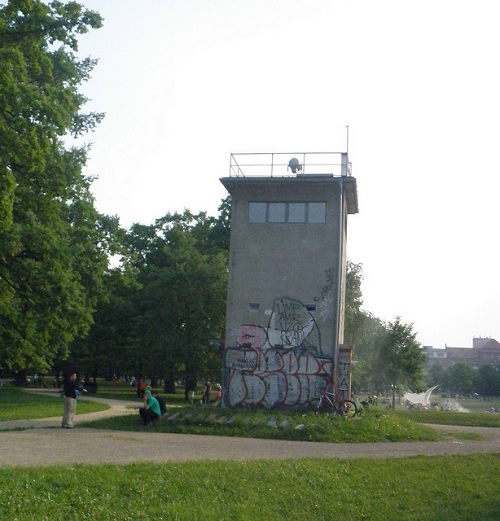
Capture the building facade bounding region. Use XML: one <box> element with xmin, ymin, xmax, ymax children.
<box><xmin>219</xmin><ymin>152</ymin><xmax>358</xmax><ymax>408</ymax></box>
<box><xmin>424</xmin><ymin>338</ymin><xmax>500</xmax><ymax>370</ymax></box>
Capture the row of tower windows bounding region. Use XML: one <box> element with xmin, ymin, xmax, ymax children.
<box><xmin>248</xmin><ymin>202</ymin><xmax>326</xmax><ymax>224</ymax></box>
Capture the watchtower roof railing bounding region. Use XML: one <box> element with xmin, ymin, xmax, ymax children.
<box><xmin>229</xmin><ymin>152</ymin><xmax>352</xmax><ymax>178</ymax></box>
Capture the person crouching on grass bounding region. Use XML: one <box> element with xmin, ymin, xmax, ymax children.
<box><xmin>139</xmin><ymin>389</ymin><xmax>161</xmax><ymax>425</ymax></box>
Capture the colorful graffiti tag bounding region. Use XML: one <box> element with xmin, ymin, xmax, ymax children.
<box><xmin>223</xmin><ymin>297</ymin><xmax>332</xmax><ymax>408</ymax></box>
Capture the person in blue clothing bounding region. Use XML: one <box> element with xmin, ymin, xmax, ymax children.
<box><xmin>139</xmin><ymin>389</ymin><xmax>161</xmax><ymax>425</ymax></box>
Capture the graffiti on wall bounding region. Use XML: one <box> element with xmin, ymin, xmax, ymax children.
<box><xmin>267</xmin><ymin>297</ymin><xmax>321</xmax><ymax>350</ymax></box>
<box><xmin>313</xmin><ymin>267</ymin><xmax>337</xmax><ymax>322</ymax></box>
<box><xmin>223</xmin><ymin>297</ymin><xmax>332</xmax><ymax>408</ymax></box>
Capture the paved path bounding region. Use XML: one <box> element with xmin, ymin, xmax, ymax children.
<box><xmin>1</xmin><ymin>393</ymin><xmax>499</xmax><ymax>468</ymax></box>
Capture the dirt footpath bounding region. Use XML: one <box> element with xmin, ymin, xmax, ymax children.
<box><xmin>1</xmin><ymin>395</ymin><xmax>499</xmax><ymax>468</ymax></box>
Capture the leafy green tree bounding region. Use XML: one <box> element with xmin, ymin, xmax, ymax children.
<box><xmin>427</xmin><ymin>363</ymin><xmax>446</xmax><ymax>389</ymax></box>
<box><xmin>0</xmin><ymin>1</ymin><xmax>106</xmax><ymax>375</ymax></box>
<box><xmin>375</xmin><ymin>318</ymin><xmax>427</xmax><ymax>407</ymax></box>
<box><xmin>69</xmin><ymin>264</ymin><xmax>140</xmax><ymax>382</ymax></box>
<box><xmin>118</xmin><ymin>210</ymin><xmax>228</xmax><ymax>395</ymax></box>
<box><xmin>349</xmin><ymin>311</ymin><xmax>385</xmax><ymax>392</ymax></box>
<box><xmin>207</xmin><ymin>195</ymin><xmax>231</xmax><ymax>252</ymax></box>
<box><xmin>343</xmin><ymin>261</ymin><xmax>385</xmax><ymax>393</ymax></box>
<box><xmin>344</xmin><ymin>260</ymin><xmax>364</xmax><ymax>344</ymax></box>
<box><xmin>473</xmin><ymin>364</ymin><xmax>500</xmax><ymax>397</ymax></box>
<box><xmin>443</xmin><ymin>362</ymin><xmax>475</xmax><ymax>395</ymax></box>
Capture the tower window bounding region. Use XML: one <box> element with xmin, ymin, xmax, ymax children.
<box><xmin>308</xmin><ymin>202</ymin><xmax>326</xmax><ymax>223</ymax></box>
<box><xmin>288</xmin><ymin>202</ymin><xmax>307</xmax><ymax>223</ymax></box>
<box><xmin>268</xmin><ymin>203</ymin><xmax>286</xmax><ymax>223</ymax></box>
<box><xmin>249</xmin><ymin>202</ymin><xmax>266</xmax><ymax>223</ymax></box>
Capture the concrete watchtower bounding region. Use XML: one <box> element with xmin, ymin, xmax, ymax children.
<box><xmin>220</xmin><ymin>152</ymin><xmax>358</xmax><ymax>408</ymax></box>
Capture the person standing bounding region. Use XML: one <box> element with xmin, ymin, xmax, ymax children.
<box><xmin>137</xmin><ymin>378</ymin><xmax>146</xmax><ymax>398</ymax></box>
<box><xmin>61</xmin><ymin>371</ymin><xmax>86</xmax><ymax>429</ymax></box>
<box><xmin>202</xmin><ymin>379</ymin><xmax>211</xmax><ymax>405</ymax></box>
<box><xmin>215</xmin><ymin>383</ymin><xmax>222</xmax><ymax>406</ymax></box>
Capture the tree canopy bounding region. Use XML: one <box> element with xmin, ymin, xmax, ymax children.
<box><xmin>344</xmin><ymin>262</ymin><xmax>427</xmax><ymax>397</ymax></box>
<box><xmin>71</xmin><ymin>207</ymin><xmax>229</xmax><ymax>394</ymax></box>
<box><xmin>0</xmin><ymin>0</ymin><xmax>109</xmax><ymax>374</ymax></box>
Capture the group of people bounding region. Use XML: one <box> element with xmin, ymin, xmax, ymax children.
<box><xmin>201</xmin><ymin>380</ymin><xmax>222</xmax><ymax>405</ymax></box>
<box><xmin>60</xmin><ymin>371</ymin><xmax>222</xmax><ymax>429</ymax></box>
<box><xmin>60</xmin><ymin>371</ymin><xmax>169</xmax><ymax>428</ymax></box>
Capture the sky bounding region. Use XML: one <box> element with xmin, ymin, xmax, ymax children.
<box><xmin>69</xmin><ymin>0</ymin><xmax>499</xmax><ymax>349</ymax></box>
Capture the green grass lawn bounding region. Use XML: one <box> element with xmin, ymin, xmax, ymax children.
<box><xmin>1</xmin><ymin>383</ymin><xmax>499</xmax><ymax>519</ymax></box>
<box><xmin>391</xmin><ymin>407</ymin><xmax>500</xmax><ymax>428</ymax></box>
<box><xmin>0</xmin><ymin>454</ymin><xmax>498</xmax><ymax>520</ymax></box>
<box><xmin>81</xmin><ymin>406</ymin><xmax>442</xmax><ymax>443</ymax></box>
<box><xmin>372</xmin><ymin>396</ymin><xmax>500</xmax><ymax>428</ymax></box>
<box><xmin>0</xmin><ymin>387</ymin><xmax>109</xmax><ymax>421</ymax></box>
<box><xmin>3</xmin><ymin>382</ymin><xmax>500</xmax><ymax>441</ymax></box>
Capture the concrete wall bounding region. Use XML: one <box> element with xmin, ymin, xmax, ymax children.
<box><xmin>220</xmin><ymin>175</ymin><xmax>357</xmax><ymax>408</ymax></box>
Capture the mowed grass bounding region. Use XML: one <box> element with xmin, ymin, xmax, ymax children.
<box><xmin>391</xmin><ymin>408</ymin><xmax>500</xmax><ymax>428</ymax></box>
<box><xmin>81</xmin><ymin>407</ymin><xmax>442</xmax><ymax>443</ymax></box>
<box><xmin>0</xmin><ymin>454</ymin><xmax>499</xmax><ymax>520</ymax></box>
<box><xmin>2</xmin><ymin>382</ymin><xmax>499</xmax><ymax>441</ymax></box>
<box><xmin>0</xmin><ymin>388</ymin><xmax>109</xmax><ymax>421</ymax></box>
<box><xmin>1</xmin><ymin>384</ymin><xmax>499</xmax><ymax>519</ymax></box>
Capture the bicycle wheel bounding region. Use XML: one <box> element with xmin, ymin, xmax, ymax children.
<box><xmin>338</xmin><ymin>400</ymin><xmax>357</xmax><ymax>418</ymax></box>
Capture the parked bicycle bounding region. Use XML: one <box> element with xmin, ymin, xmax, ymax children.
<box><xmin>309</xmin><ymin>388</ymin><xmax>358</xmax><ymax>418</ymax></box>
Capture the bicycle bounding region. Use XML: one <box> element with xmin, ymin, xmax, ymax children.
<box><xmin>309</xmin><ymin>388</ymin><xmax>358</xmax><ymax>418</ymax></box>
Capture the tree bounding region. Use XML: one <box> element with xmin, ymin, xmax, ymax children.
<box><xmin>344</xmin><ymin>260</ymin><xmax>364</xmax><ymax>345</ymax></box>
<box><xmin>375</xmin><ymin>318</ymin><xmax>427</xmax><ymax>407</ymax></box>
<box><xmin>427</xmin><ymin>363</ymin><xmax>446</xmax><ymax>389</ymax></box>
<box><xmin>92</xmin><ymin>209</ymin><xmax>228</xmax><ymax>395</ymax></box>
<box><xmin>443</xmin><ymin>362</ymin><xmax>475</xmax><ymax>395</ymax></box>
<box><xmin>343</xmin><ymin>261</ymin><xmax>386</xmax><ymax>392</ymax></box>
<box><xmin>473</xmin><ymin>364</ymin><xmax>500</xmax><ymax>397</ymax></box>
<box><xmin>136</xmin><ymin>211</ymin><xmax>228</xmax><ymax>394</ymax></box>
<box><xmin>0</xmin><ymin>1</ymin><xmax>106</xmax><ymax>375</ymax></box>
<box><xmin>349</xmin><ymin>311</ymin><xmax>385</xmax><ymax>392</ymax></box>
<box><xmin>69</xmin><ymin>263</ymin><xmax>140</xmax><ymax>381</ymax></box>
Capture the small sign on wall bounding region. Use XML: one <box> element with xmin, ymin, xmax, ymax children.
<box><xmin>338</xmin><ymin>345</ymin><xmax>353</xmax><ymax>399</ymax></box>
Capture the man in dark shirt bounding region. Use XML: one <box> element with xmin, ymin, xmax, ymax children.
<box><xmin>152</xmin><ymin>390</ymin><xmax>167</xmax><ymax>415</ymax></box>
<box><xmin>62</xmin><ymin>371</ymin><xmax>86</xmax><ymax>429</ymax></box>
<box><xmin>202</xmin><ymin>380</ymin><xmax>211</xmax><ymax>404</ymax></box>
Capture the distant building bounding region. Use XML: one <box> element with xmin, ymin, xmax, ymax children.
<box><xmin>424</xmin><ymin>338</ymin><xmax>500</xmax><ymax>370</ymax></box>
<box><xmin>219</xmin><ymin>152</ymin><xmax>358</xmax><ymax>408</ymax></box>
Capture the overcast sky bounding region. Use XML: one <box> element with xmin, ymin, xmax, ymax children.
<box><xmin>73</xmin><ymin>0</ymin><xmax>500</xmax><ymax>349</ymax></box>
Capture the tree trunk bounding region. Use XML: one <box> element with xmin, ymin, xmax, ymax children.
<box><xmin>184</xmin><ymin>374</ymin><xmax>197</xmax><ymax>401</ymax></box>
<box><xmin>163</xmin><ymin>377</ymin><xmax>176</xmax><ymax>394</ymax></box>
